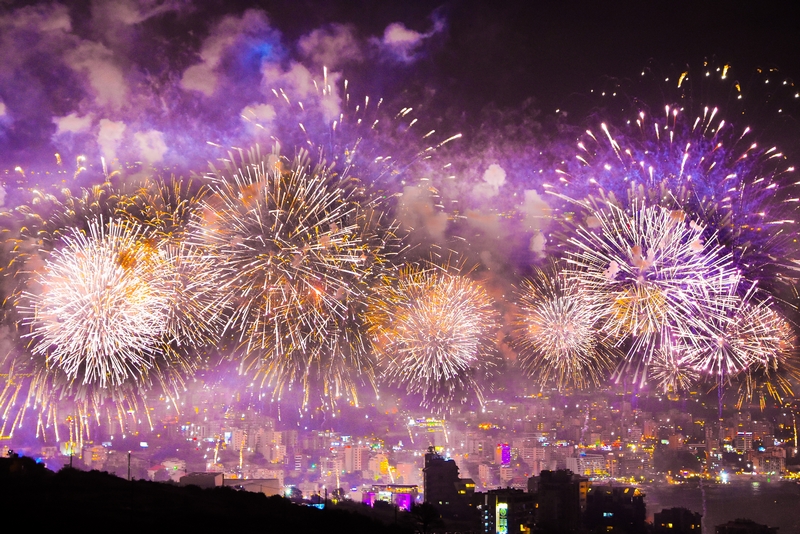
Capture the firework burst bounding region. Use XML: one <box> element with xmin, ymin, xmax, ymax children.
<box><xmin>189</xmin><ymin>145</ymin><xmax>394</xmax><ymax>405</ymax></box>
<box><xmin>1</xmin><ymin>181</ymin><xmax>130</xmax><ymax>326</ymax></box>
<box><xmin>512</xmin><ymin>267</ymin><xmax>615</xmax><ymax>390</ymax></box>
<box><xmin>678</xmin><ymin>282</ymin><xmax>800</xmax><ymax>409</ymax></box>
<box><xmin>732</xmin><ymin>308</ymin><xmax>799</xmax><ymax>409</ymax></box>
<box><xmin>563</xmin><ymin>202</ymin><xmax>739</xmax><ymax>382</ymax></box>
<box><xmin>2</xmin><ymin>216</ymin><xmax>200</xmax><ymax>443</ymax></box>
<box><xmin>21</xmin><ymin>218</ymin><xmax>174</xmax><ymax>388</ymax></box>
<box><xmin>1</xmin><ymin>171</ymin><xmax>216</xmax><ymax>440</ymax></box>
<box><xmin>365</xmin><ymin>262</ymin><xmax>499</xmax><ymax>411</ymax></box>
<box><xmin>555</xmin><ymin>63</ymin><xmax>800</xmax><ymax>294</ymax></box>
<box><xmin>119</xmin><ymin>175</ymin><xmax>226</xmax><ymax>349</ymax></box>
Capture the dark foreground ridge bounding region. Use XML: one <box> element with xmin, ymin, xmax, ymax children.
<box><xmin>0</xmin><ymin>453</ymin><xmax>413</xmax><ymax>533</ymax></box>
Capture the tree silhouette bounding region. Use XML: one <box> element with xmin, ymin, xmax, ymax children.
<box><xmin>411</xmin><ymin>502</ymin><xmax>443</xmax><ymax>534</ymax></box>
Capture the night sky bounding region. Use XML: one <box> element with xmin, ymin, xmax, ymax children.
<box><xmin>2</xmin><ymin>0</ymin><xmax>800</xmax><ymax>169</ymax></box>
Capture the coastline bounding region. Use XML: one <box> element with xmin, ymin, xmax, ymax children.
<box><xmin>642</xmin><ymin>479</ymin><xmax>800</xmax><ymax>534</ymax></box>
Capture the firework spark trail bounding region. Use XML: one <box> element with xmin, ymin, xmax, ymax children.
<box><xmin>732</xmin><ymin>306</ymin><xmax>800</xmax><ymax>409</ymax></box>
<box><xmin>17</xmin><ymin>181</ymin><xmax>129</xmax><ymax>248</ymax></box>
<box><xmin>648</xmin><ymin>330</ymin><xmax>700</xmax><ymax>394</ymax></box>
<box><xmin>366</xmin><ymin>262</ymin><xmax>499</xmax><ymax>411</ymax></box>
<box><xmin>512</xmin><ymin>267</ymin><xmax>615</xmax><ymax>391</ymax></box>
<box><xmin>678</xmin><ymin>279</ymin><xmax>800</xmax><ymax>408</ymax></box>
<box><xmin>243</xmin><ymin>72</ymin><xmax>462</xmax><ymax>201</ymax></box>
<box><xmin>563</xmin><ymin>202</ymin><xmax>739</xmax><ymax>383</ymax></box>
<box><xmin>21</xmin><ymin>218</ymin><xmax>173</xmax><ymax>388</ymax></box>
<box><xmin>160</xmin><ymin>240</ymin><xmax>228</xmax><ymax>349</ymax></box>
<box><xmin>0</xmin><ymin>357</ymin><xmax>168</xmax><ymax>444</ymax></box>
<box><xmin>120</xmin><ymin>175</ymin><xmax>209</xmax><ymax>240</ymax></box>
<box><xmin>189</xmin><ymin>145</ymin><xmax>392</xmax><ymax>405</ymax></box>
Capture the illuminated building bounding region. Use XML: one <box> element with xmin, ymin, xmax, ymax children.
<box><xmin>368</xmin><ymin>452</ymin><xmax>390</xmax><ymax>480</ymax></box>
<box><xmin>643</xmin><ymin>419</ymin><xmax>658</xmax><ymax>439</ymax></box>
<box><xmin>361</xmin><ymin>484</ymin><xmax>420</xmax><ymax>511</ymax></box>
<box><xmin>456</xmin><ymin>478</ymin><xmax>476</xmax><ymax>498</ymax></box>
<box><xmin>254</xmin><ymin>428</ymin><xmax>285</xmax><ymax>463</ymax></box>
<box><xmin>466</xmin><ymin>431</ymin><xmax>489</xmax><ymax>457</ymax></box>
<box><xmin>499</xmin><ymin>465</ymin><xmax>514</xmax><ymax>485</ymax></box>
<box><xmin>705</xmin><ymin>422</ymin><xmax>721</xmax><ymax>456</ymax></box>
<box><xmin>734</xmin><ymin>431</ymin><xmax>754</xmax><ymax>453</ymax></box>
<box><xmin>654</xmin><ymin>507</ymin><xmax>702</xmax><ymax>533</ymax></box>
<box><xmin>82</xmin><ymin>445</ymin><xmax>109</xmax><ymax>471</ymax></box>
<box><xmin>343</xmin><ymin>445</ymin><xmax>369</xmax><ymax>473</ymax></box>
<box><xmin>479</xmin><ymin>488</ymin><xmax>535</xmax><ymax>534</ymax></box>
<box><xmin>320</xmin><ymin>456</ymin><xmax>344</xmax><ymax>477</ymax></box>
<box><xmin>494</xmin><ymin>443</ymin><xmax>511</xmax><ymax>465</ymax></box>
<box><xmin>565</xmin><ymin>454</ymin><xmax>606</xmax><ymax>477</ymax></box>
<box><xmin>745</xmin><ymin>447</ymin><xmax>786</xmax><ymax>474</ymax></box>
<box><xmin>628</xmin><ymin>425</ymin><xmax>643</xmax><ymax>443</ymax></box>
<box><xmin>521</xmin><ymin>444</ymin><xmax>546</xmax><ymax>464</ymax></box>
<box><xmin>478</xmin><ymin>463</ymin><xmax>493</xmax><ymax>487</ymax></box>
<box><xmin>607</xmin><ymin>450</ymin><xmax>652</xmax><ymax>479</ymax></box>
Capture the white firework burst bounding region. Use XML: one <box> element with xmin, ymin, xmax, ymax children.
<box><xmin>22</xmin><ymin>218</ymin><xmax>173</xmax><ymax>388</ymax></box>
<box><xmin>563</xmin><ymin>202</ymin><xmax>739</xmax><ymax>380</ymax></box>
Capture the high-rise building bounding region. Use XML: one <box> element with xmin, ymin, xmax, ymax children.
<box><xmin>230</xmin><ymin>428</ymin><xmax>247</xmax><ymax>452</ymax></box>
<box><xmin>705</xmin><ymin>422</ymin><xmax>720</xmax><ymax>455</ymax></box>
<box><xmin>423</xmin><ymin>447</ymin><xmax>474</xmax><ymax>519</ymax></box>
<box><xmin>529</xmin><ymin>469</ymin><xmax>588</xmax><ymax>534</ymax></box>
<box><xmin>478</xmin><ymin>463</ymin><xmax>492</xmax><ymax>484</ymax></box>
<box><xmin>424</xmin><ymin>447</ymin><xmax>460</xmax><ymax>507</ymax></box>
<box><xmin>521</xmin><ymin>444</ymin><xmax>546</xmax><ymax>463</ymax></box>
<box><xmin>494</xmin><ymin>443</ymin><xmax>511</xmax><ymax>465</ymax></box>
<box><xmin>368</xmin><ymin>452</ymin><xmax>389</xmax><ymax>479</ymax></box>
<box><xmin>343</xmin><ymin>445</ymin><xmax>369</xmax><ymax>473</ymax></box>
<box><xmin>734</xmin><ymin>431</ymin><xmax>754</xmax><ymax>453</ymax></box>
<box><xmin>746</xmin><ymin>447</ymin><xmax>786</xmax><ymax>474</ymax></box>
<box><xmin>607</xmin><ymin>449</ymin><xmax>652</xmax><ymax>479</ymax></box>
<box><xmin>499</xmin><ymin>465</ymin><xmax>514</xmax><ymax>486</ymax></box>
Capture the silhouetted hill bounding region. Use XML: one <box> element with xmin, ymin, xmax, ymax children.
<box><xmin>0</xmin><ymin>454</ymin><xmax>413</xmax><ymax>533</ymax></box>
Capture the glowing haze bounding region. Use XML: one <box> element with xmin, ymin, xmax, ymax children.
<box><xmin>2</xmin><ymin>2</ymin><xmax>800</xmax><ymax>439</ymax></box>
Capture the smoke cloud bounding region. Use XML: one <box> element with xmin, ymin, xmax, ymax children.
<box><xmin>0</xmin><ymin>1</ymin><xmax>559</xmax><ymax>277</ymax></box>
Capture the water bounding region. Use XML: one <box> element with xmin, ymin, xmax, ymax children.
<box><xmin>644</xmin><ymin>481</ymin><xmax>800</xmax><ymax>533</ymax></box>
